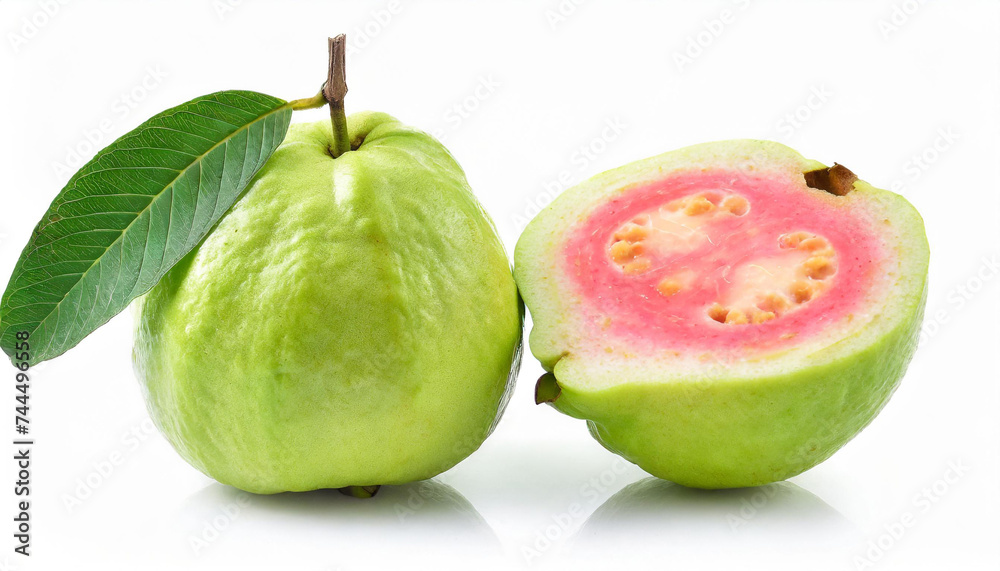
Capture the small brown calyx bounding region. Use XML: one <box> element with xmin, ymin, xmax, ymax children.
<box><xmin>804</xmin><ymin>163</ymin><xmax>858</xmax><ymax>196</ymax></box>
<box><xmin>338</xmin><ymin>485</ymin><xmax>381</xmax><ymax>498</ymax></box>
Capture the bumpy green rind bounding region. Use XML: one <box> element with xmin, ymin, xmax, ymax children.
<box><xmin>134</xmin><ymin>113</ymin><xmax>522</xmax><ymax>494</ymax></box>
<box><xmin>515</xmin><ymin>140</ymin><xmax>929</xmax><ymax>489</ymax></box>
<box><xmin>554</xmin><ymin>290</ymin><xmax>925</xmax><ymax>488</ymax></box>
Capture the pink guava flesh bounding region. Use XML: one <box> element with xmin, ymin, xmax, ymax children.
<box><xmin>564</xmin><ymin>169</ymin><xmax>885</xmax><ymax>354</ymax></box>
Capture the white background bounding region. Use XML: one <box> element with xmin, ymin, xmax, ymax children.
<box><xmin>1</xmin><ymin>1</ymin><xmax>998</xmax><ymax>569</ymax></box>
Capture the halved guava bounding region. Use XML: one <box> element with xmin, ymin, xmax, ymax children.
<box><xmin>515</xmin><ymin>140</ymin><xmax>929</xmax><ymax>489</ymax></box>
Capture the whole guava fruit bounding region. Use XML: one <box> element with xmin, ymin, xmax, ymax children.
<box><xmin>133</xmin><ymin>112</ymin><xmax>522</xmax><ymax>494</ymax></box>
<box><xmin>515</xmin><ymin>140</ymin><xmax>928</xmax><ymax>489</ymax></box>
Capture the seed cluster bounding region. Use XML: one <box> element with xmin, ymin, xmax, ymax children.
<box><xmin>708</xmin><ymin>232</ymin><xmax>837</xmax><ymax>325</ymax></box>
<box><xmin>608</xmin><ymin>193</ymin><xmax>750</xmax><ymax>277</ymax></box>
<box><xmin>606</xmin><ymin>193</ymin><xmax>838</xmax><ymax>326</ymax></box>
<box><xmin>609</xmin><ymin>217</ymin><xmax>652</xmax><ymax>274</ymax></box>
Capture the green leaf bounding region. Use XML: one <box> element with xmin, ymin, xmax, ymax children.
<box><xmin>0</xmin><ymin>90</ymin><xmax>293</xmax><ymax>365</ymax></box>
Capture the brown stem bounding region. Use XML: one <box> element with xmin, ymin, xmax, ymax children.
<box><xmin>323</xmin><ymin>35</ymin><xmax>350</xmax><ymax>158</ymax></box>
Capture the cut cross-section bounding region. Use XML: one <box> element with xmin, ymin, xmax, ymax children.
<box><xmin>567</xmin><ymin>165</ymin><xmax>884</xmax><ymax>357</ymax></box>
<box><xmin>515</xmin><ymin>139</ymin><xmax>929</xmax><ymax>489</ymax></box>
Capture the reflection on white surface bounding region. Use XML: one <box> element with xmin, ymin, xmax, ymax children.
<box><xmin>560</xmin><ymin>477</ymin><xmax>862</xmax><ymax>569</ymax></box>
<box><xmin>165</xmin><ymin>480</ymin><xmax>502</xmax><ymax>569</ymax></box>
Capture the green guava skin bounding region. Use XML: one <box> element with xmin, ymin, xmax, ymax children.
<box><xmin>550</xmin><ymin>310</ymin><xmax>924</xmax><ymax>489</ymax></box>
<box><xmin>133</xmin><ymin>112</ymin><xmax>522</xmax><ymax>494</ymax></box>
<box><xmin>515</xmin><ymin>140</ymin><xmax>929</xmax><ymax>489</ymax></box>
